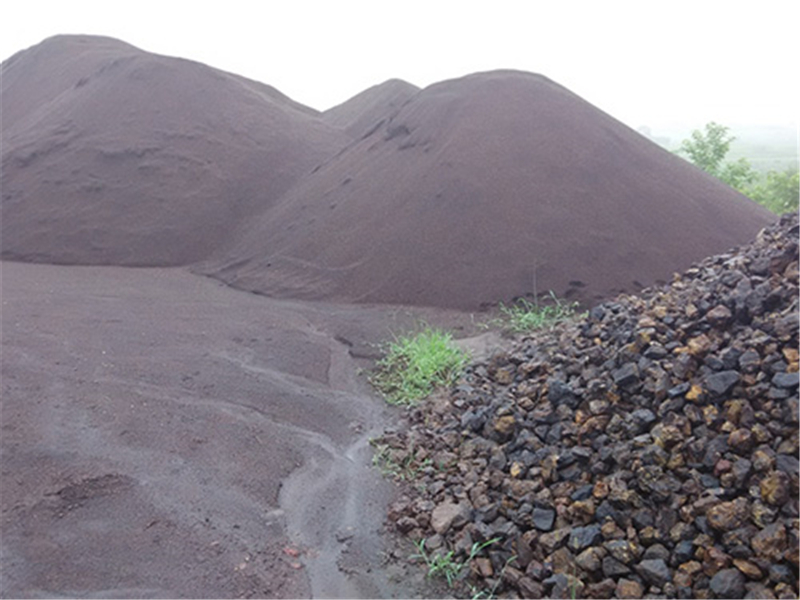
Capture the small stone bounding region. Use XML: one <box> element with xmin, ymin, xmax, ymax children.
<box><xmin>532</xmin><ymin>507</ymin><xmax>555</xmax><ymax>532</ymax></box>
<box><xmin>615</xmin><ymin>578</ymin><xmax>644</xmax><ymax>599</ymax></box>
<box><xmin>709</xmin><ymin>568</ymin><xmax>746</xmax><ymax>598</ymax></box>
<box><xmin>395</xmin><ymin>516</ymin><xmax>419</xmax><ymax>533</ymax></box>
<box><xmin>702</xmin><ymin>545</ymin><xmax>732</xmax><ymax>575</ymax></box>
<box><xmin>493</xmin><ymin>365</ymin><xmax>516</xmax><ymax>385</ymax></box>
<box><xmin>753</xmin><ymin>448</ymin><xmax>776</xmax><ymax>472</ymax></box>
<box><xmin>768</xmin><ymin>563</ymin><xmax>794</xmax><ymax>585</ymax></box>
<box><xmin>568</xmin><ymin>524</ymin><xmax>602</xmax><ymax>552</ymax></box>
<box><xmin>575</xmin><ymin>546</ymin><xmax>603</xmax><ymax>573</ymax></box>
<box><xmin>772</xmin><ymin>371</ymin><xmax>799</xmax><ymax>389</ymax></box>
<box><xmin>739</xmin><ymin>350</ymin><xmax>761</xmax><ymax>373</ymax></box>
<box><xmin>492</xmin><ymin>415</ymin><xmax>516</xmax><ymax>441</ymax></box>
<box><xmin>510</xmin><ymin>461</ymin><xmax>526</xmax><ymax>478</ymax></box>
<box><xmin>686</xmin><ymin>383</ymin><xmax>705</xmax><ymax>402</ymax></box>
<box><xmin>593</xmin><ymin>479</ymin><xmax>610</xmax><ymax>499</ymax></box>
<box><xmin>425</xmin><ymin>533</ymin><xmax>443</xmax><ymax>550</ymax></box>
<box><xmin>430</xmin><ymin>501</ymin><xmax>467</xmax><ymax>534</ymax></box>
<box><xmin>636</xmin><ymin>558</ymin><xmax>672</xmax><ymax>587</ymax></box>
<box><xmin>539</xmin><ymin>527</ymin><xmax>571</xmax><ymax>553</ymax></box>
<box><xmin>602</xmin><ymin>555</ymin><xmax>631</xmax><ymax>577</ymax></box>
<box><xmin>733</xmin><ymin>558</ymin><xmax>763</xmax><ymax>580</ymax></box>
<box><xmin>473</xmin><ymin>556</ymin><xmax>494</xmax><ymax>578</ymax></box>
<box><xmin>687</xmin><ymin>333</ymin><xmax>712</xmax><ymax>356</ymax></box>
<box><xmin>705</xmin><ymin>370</ymin><xmax>740</xmax><ymax>397</ymax></box>
<box><xmin>728</xmin><ymin>428</ymin><xmax>755</xmax><ymax>454</ymax></box>
<box><xmin>517</xmin><ymin>576</ymin><xmax>544</xmax><ymax>599</ymax></box>
<box><xmin>570</xmin><ymin>499</ymin><xmax>596</xmax><ymax>523</ymax></box>
<box><xmin>707</xmin><ymin>498</ymin><xmax>749</xmax><ymax>532</ymax></box>
<box><xmin>612</xmin><ymin>363</ymin><xmax>639</xmax><ymax>387</ymax></box>
<box><xmin>751</xmin><ymin>523</ymin><xmax>787</xmax><ymax>561</ymax></box>
<box><xmin>743</xmin><ymin>582</ymin><xmax>778</xmax><ymax>599</ymax></box>
<box><xmin>760</xmin><ymin>471</ymin><xmax>791</xmax><ymax>505</ymax></box>
<box><xmin>706</xmin><ymin>305</ymin><xmax>733</xmax><ymax>327</ymax></box>
<box><xmin>585</xmin><ymin>578</ymin><xmax>617</xmax><ymax>599</ymax></box>
<box><xmin>604</xmin><ymin>539</ymin><xmax>637</xmax><ymax>565</ymax></box>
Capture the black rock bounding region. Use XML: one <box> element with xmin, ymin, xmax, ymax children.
<box><xmin>601</xmin><ymin>556</ymin><xmax>631</xmax><ymax>577</ymax></box>
<box><xmin>672</xmin><ymin>539</ymin><xmax>694</xmax><ymax>565</ymax></box>
<box><xmin>738</xmin><ymin>350</ymin><xmax>761</xmax><ymax>373</ymax></box>
<box><xmin>709</xmin><ymin>568</ymin><xmax>745</xmax><ymax>599</ymax></box>
<box><xmin>568</xmin><ymin>524</ymin><xmax>602</xmax><ymax>552</ymax></box>
<box><xmin>704</xmin><ymin>370</ymin><xmax>740</xmax><ymax>397</ymax></box>
<box><xmin>612</xmin><ymin>363</ymin><xmax>639</xmax><ymax>387</ymax></box>
<box><xmin>768</xmin><ymin>563</ymin><xmax>794</xmax><ymax>585</ymax></box>
<box><xmin>772</xmin><ymin>371</ymin><xmax>799</xmax><ymax>389</ymax></box>
<box><xmin>667</xmin><ymin>381</ymin><xmax>691</xmax><ymax>397</ymax></box>
<box><xmin>548</xmin><ymin>378</ymin><xmax>579</xmax><ymax>408</ymax></box>
<box><xmin>636</xmin><ymin>558</ymin><xmax>672</xmax><ymax>587</ymax></box>
<box><xmin>570</xmin><ymin>484</ymin><xmax>594</xmax><ymax>502</ymax></box>
<box><xmin>531</xmin><ymin>508</ymin><xmax>555</xmax><ymax>532</ymax></box>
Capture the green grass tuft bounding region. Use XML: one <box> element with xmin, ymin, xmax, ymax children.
<box><xmin>369</xmin><ymin>326</ymin><xmax>470</xmax><ymax>405</ymax></box>
<box><xmin>412</xmin><ymin>537</ymin><xmax>501</xmax><ymax>589</ymax></box>
<box><xmin>497</xmin><ymin>291</ymin><xmax>583</xmax><ymax>334</ymax></box>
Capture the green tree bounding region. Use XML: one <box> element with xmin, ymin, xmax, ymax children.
<box><xmin>747</xmin><ymin>168</ymin><xmax>799</xmax><ymax>214</ymax></box>
<box><xmin>677</xmin><ymin>122</ymin><xmax>798</xmax><ymax>214</ymax></box>
<box><xmin>678</xmin><ymin>121</ymin><xmax>734</xmax><ymax>178</ymax></box>
<box><xmin>678</xmin><ymin>122</ymin><xmax>757</xmax><ymax>189</ymax></box>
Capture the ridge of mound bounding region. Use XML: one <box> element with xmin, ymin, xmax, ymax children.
<box><xmin>199</xmin><ymin>69</ymin><xmax>774</xmax><ymax>310</ymax></box>
<box><xmin>1</xmin><ymin>35</ymin><xmax>349</xmax><ymax>266</ymax></box>
<box><xmin>323</xmin><ymin>78</ymin><xmax>421</xmax><ymax>138</ymax></box>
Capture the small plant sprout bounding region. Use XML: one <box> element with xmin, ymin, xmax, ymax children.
<box><xmin>412</xmin><ymin>537</ymin><xmax>500</xmax><ymax>589</ymax></box>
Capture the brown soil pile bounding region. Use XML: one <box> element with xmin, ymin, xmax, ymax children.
<box><xmin>198</xmin><ymin>70</ymin><xmax>774</xmax><ymax>309</ymax></box>
<box><xmin>1</xmin><ymin>35</ymin><xmax>348</xmax><ymax>266</ymax></box>
<box><xmin>2</xmin><ymin>37</ymin><xmax>774</xmax><ymax>310</ymax></box>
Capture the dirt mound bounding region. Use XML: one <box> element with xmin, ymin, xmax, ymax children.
<box><xmin>1</xmin><ymin>35</ymin><xmax>349</xmax><ymax>266</ymax></box>
<box><xmin>198</xmin><ymin>70</ymin><xmax>774</xmax><ymax>310</ymax></box>
<box><xmin>323</xmin><ymin>78</ymin><xmax>420</xmax><ymax>139</ymax></box>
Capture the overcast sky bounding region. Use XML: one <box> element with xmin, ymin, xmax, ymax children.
<box><xmin>2</xmin><ymin>1</ymin><xmax>798</xmax><ymax>133</ymax></box>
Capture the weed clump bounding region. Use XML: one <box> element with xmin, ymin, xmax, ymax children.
<box><xmin>369</xmin><ymin>326</ymin><xmax>469</xmax><ymax>405</ymax></box>
<box><xmin>497</xmin><ymin>291</ymin><xmax>583</xmax><ymax>333</ymax></box>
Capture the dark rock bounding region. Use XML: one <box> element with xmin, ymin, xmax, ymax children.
<box><xmin>612</xmin><ymin>363</ymin><xmax>639</xmax><ymax>387</ymax></box>
<box><xmin>602</xmin><ymin>555</ymin><xmax>631</xmax><ymax>577</ymax></box>
<box><xmin>568</xmin><ymin>524</ymin><xmax>602</xmax><ymax>552</ymax></box>
<box><xmin>531</xmin><ymin>507</ymin><xmax>555</xmax><ymax>532</ymax></box>
<box><xmin>709</xmin><ymin>568</ymin><xmax>746</xmax><ymax>598</ymax></box>
<box><xmin>772</xmin><ymin>371</ymin><xmax>799</xmax><ymax>389</ymax></box>
<box><xmin>636</xmin><ymin>558</ymin><xmax>672</xmax><ymax>587</ymax></box>
<box><xmin>704</xmin><ymin>370</ymin><xmax>740</xmax><ymax>397</ymax></box>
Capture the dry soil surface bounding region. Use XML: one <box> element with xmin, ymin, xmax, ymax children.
<box><xmin>0</xmin><ymin>261</ymin><xmax>502</xmax><ymax>598</ymax></box>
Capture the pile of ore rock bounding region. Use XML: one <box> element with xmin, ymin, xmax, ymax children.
<box><xmin>378</xmin><ymin>213</ymin><xmax>799</xmax><ymax>599</ymax></box>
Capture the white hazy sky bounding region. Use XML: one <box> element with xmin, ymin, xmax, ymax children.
<box><xmin>1</xmin><ymin>0</ymin><xmax>798</xmax><ymax>133</ymax></box>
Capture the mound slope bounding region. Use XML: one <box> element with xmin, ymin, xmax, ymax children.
<box><xmin>199</xmin><ymin>70</ymin><xmax>774</xmax><ymax>310</ymax></box>
<box><xmin>1</xmin><ymin>35</ymin><xmax>349</xmax><ymax>266</ymax></box>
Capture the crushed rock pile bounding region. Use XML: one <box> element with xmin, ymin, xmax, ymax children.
<box><xmin>377</xmin><ymin>213</ymin><xmax>799</xmax><ymax>599</ymax></box>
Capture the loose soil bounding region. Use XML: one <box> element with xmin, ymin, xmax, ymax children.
<box><xmin>0</xmin><ymin>261</ymin><xmax>495</xmax><ymax>598</ymax></box>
